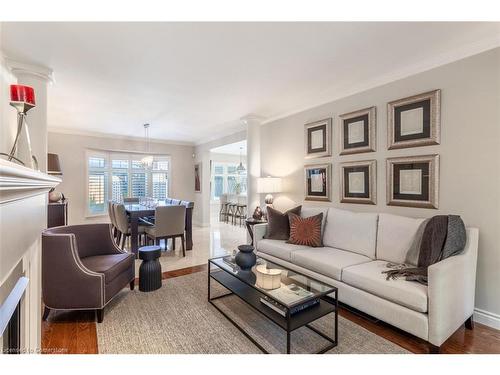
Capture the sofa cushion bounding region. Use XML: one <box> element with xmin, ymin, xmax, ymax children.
<box><xmin>342</xmin><ymin>260</ymin><xmax>428</xmax><ymax>313</ymax></box>
<box><xmin>301</xmin><ymin>206</ymin><xmax>329</xmax><ymax>233</ymax></box>
<box><xmin>291</xmin><ymin>247</ymin><xmax>371</xmax><ymax>281</ymax></box>
<box><xmin>264</xmin><ymin>205</ymin><xmax>301</xmax><ymax>240</ymax></box>
<box><xmin>376</xmin><ymin>213</ymin><xmax>425</xmax><ymax>264</ymax></box>
<box><xmin>81</xmin><ymin>253</ymin><xmax>134</xmax><ymax>284</ymax></box>
<box><xmin>323</xmin><ymin>207</ymin><xmax>378</xmax><ymax>259</ymax></box>
<box><xmin>256</xmin><ymin>239</ymin><xmax>309</xmax><ymax>262</ymax></box>
<box><xmin>288</xmin><ymin>212</ymin><xmax>323</xmax><ymax>247</ymax></box>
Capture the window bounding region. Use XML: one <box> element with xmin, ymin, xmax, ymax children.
<box><xmin>86</xmin><ymin>151</ymin><xmax>170</xmax><ymax>216</ymax></box>
<box><xmin>211</xmin><ymin>162</ymin><xmax>247</xmax><ymax>200</ymax></box>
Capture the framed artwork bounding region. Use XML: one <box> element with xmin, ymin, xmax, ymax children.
<box><xmin>386</xmin><ymin>154</ymin><xmax>439</xmax><ymax>209</ymax></box>
<box><xmin>387</xmin><ymin>89</ymin><xmax>441</xmax><ymax>149</ymax></box>
<box><xmin>304</xmin><ymin>163</ymin><xmax>331</xmax><ymax>201</ymax></box>
<box><xmin>339</xmin><ymin>106</ymin><xmax>376</xmax><ymax>155</ymax></box>
<box><xmin>340</xmin><ymin>160</ymin><xmax>376</xmax><ymax>205</ymax></box>
<box><xmin>304</xmin><ymin>118</ymin><xmax>332</xmax><ymax>159</ymax></box>
<box><xmin>194</xmin><ymin>163</ymin><xmax>201</xmax><ymax>192</ymax></box>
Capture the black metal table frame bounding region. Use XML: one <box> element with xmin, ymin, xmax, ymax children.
<box><xmin>208</xmin><ymin>260</ymin><xmax>338</xmax><ymax>354</ymax></box>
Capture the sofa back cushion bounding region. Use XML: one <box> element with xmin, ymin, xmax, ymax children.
<box><xmin>323</xmin><ymin>207</ymin><xmax>378</xmax><ymax>259</ymax></box>
<box><xmin>301</xmin><ymin>206</ymin><xmax>329</xmax><ymax>233</ymax></box>
<box><xmin>376</xmin><ymin>213</ymin><xmax>425</xmax><ymax>264</ymax></box>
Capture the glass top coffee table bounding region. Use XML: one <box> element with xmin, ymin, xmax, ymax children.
<box><xmin>208</xmin><ymin>255</ymin><xmax>338</xmax><ymax>354</ymax></box>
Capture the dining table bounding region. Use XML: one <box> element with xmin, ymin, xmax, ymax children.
<box><xmin>124</xmin><ymin>201</ymin><xmax>194</xmax><ymax>257</ymax></box>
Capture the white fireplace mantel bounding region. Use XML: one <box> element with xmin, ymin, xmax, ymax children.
<box><xmin>0</xmin><ymin>158</ymin><xmax>60</xmax><ymax>352</ymax></box>
<box><xmin>0</xmin><ymin>158</ymin><xmax>60</xmax><ymax>204</ymax></box>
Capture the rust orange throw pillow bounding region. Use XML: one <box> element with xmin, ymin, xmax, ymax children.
<box><xmin>287</xmin><ymin>212</ymin><xmax>323</xmax><ymax>247</ymax></box>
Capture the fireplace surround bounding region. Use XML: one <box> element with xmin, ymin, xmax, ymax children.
<box><xmin>0</xmin><ymin>159</ymin><xmax>60</xmax><ymax>353</ymax></box>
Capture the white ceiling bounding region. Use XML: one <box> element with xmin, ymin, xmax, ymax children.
<box><xmin>211</xmin><ymin>140</ymin><xmax>246</xmax><ymax>155</ymax></box>
<box><xmin>2</xmin><ymin>22</ymin><xmax>499</xmax><ymax>144</ymax></box>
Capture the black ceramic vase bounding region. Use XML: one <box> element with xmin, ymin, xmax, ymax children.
<box><xmin>235</xmin><ymin>244</ymin><xmax>256</xmax><ymax>270</ymax></box>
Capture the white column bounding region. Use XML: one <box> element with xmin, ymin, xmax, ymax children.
<box><xmin>7</xmin><ymin>60</ymin><xmax>53</xmax><ymax>173</ymax></box>
<box><xmin>241</xmin><ymin>114</ymin><xmax>264</xmax><ymax>216</ymax></box>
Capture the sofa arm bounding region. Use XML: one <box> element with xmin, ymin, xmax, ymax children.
<box><xmin>42</xmin><ymin>233</ymin><xmax>105</xmax><ymax>309</ymax></box>
<box><xmin>427</xmin><ymin>227</ymin><xmax>478</xmax><ymax>346</ymax></box>
<box><xmin>253</xmin><ymin>223</ymin><xmax>268</xmax><ymax>249</ymax></box>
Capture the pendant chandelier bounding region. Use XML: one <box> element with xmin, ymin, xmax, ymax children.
<box><xmin>236</xmin><ymin>146</ymin><xmax>246</xmax><ymax>174</ymax></box>
<box><xmin>141</xmin><ymin>123</ymin><xmax>154</xmax><ymax>168</ymax></box>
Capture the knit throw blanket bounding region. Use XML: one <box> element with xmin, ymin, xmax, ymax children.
<box><xmin>382</xmin><ymin>215</ymin><xmax>467</xmax><ymax>285</ymax></box>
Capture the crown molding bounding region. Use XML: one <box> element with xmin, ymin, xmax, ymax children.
<box><xmin>5</xmin><ymin>58</ymin><xmax>54</xmax><ymax>83</ymax></box>
<box><xmin>261</xmin><ymin>37</ymin><xmax>500</xmax><ymax>126</ymax></box>
<box><xmin>48</xmin><ymin>127</ymin><xmax>196</xmax><ymax>147</ymax></box>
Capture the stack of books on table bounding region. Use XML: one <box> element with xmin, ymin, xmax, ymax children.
<box><xmin>260</xmin><ymin>284</ymin><xmax>319</xmax><ymax>317</ymax></box>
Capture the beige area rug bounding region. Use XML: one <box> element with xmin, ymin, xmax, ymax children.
<box><xmin>96</xmin><ymin>272</ymin><xmax>409</xmax><ymax>354</ymax></box>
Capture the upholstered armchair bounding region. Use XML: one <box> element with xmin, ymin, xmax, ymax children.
<box><xmin>42</xmin><ymin>223</ymin><xmax>135</xmax><ymax>323</ymax></box>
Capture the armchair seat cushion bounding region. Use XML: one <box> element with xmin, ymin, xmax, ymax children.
<box><xmin>81</xmin><ymin>253</ymin><xmax>135</xmax><ymax>284</ymax></box>
<box><xmin>342</xmin><ymin>260</ymin><xmax>428</xmax><ymax>313</ymax></box>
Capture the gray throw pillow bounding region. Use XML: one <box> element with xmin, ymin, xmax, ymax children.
<box><xmin>264</xmin><ymin>206</ymin><xmax>302</xmax><ymax>240</ymax></box>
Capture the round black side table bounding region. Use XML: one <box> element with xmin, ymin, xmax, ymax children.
<box><xmin>245</xmin><ymin>218</ymin><xmax>267</xmax><ymax>246</ymax></box>
<box><xmin>138</xmin><ymin>245</ymin><xmax>162</xmax><ymax>292</ymax></box>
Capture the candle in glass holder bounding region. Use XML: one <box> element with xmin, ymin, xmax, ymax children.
<box><xmin>10</xmin><ymin>84</ymin><xmax>36</xmax><ymax>106</ymax></box>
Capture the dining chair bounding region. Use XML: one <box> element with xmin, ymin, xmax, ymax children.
<box><xmin>145</xmin><ymin>205</ymin><xmax>186</xmax><ymax>257</ymax></box>
<box><xmin>219</xmin><ymin>194</ymin><xmax>229</xmax><ymax>222</ymax></box>
<box><xmin>234</xmin><ymin>195</ymin><xmax>247</xmax><ymax>226</ymax></box>
<box><xmin>113</xmin><ymin>203</ymin><xmax>147</xmax><ymax>250</ymax></box>
<box><xmin>226</xmin><ymin>195</ymin><xmax>237</xmax><ymax>225</ymax></box>
<box><xmin>108</xmin><ymin>201</ymin><xmax>117</xmax><ymax>239</ymax></box>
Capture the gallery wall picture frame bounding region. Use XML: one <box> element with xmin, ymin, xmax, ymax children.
<box><xmin>304</xmin><ymin>163</ymin><xmax>332</xmax><ymax>202</ymax></box>
<box><xmin>194</xmin><ymin>162</ymin><xmax>201</xmax><ymax>193</ymax></box>
<box><xmin>387</xmin><ymin>89</ymin><xmax>441</xmax><ymax>150</ymax></box>
<box><xmin>304</xmin><ymin>118</ymin><xmax>332</xmax><ymax>159</ymax></box>
<box><xmin>340</xmin><ymin>160</ymin><xmax>377</xmax><ymax>205</ymax></box>
<box><xmin>339</xmin><ymin>106</ymin><xmax>376</xmax><ymax>155</ymax></box>
<box><xmin>386</xmin><ymin>154</ymin><xmax>439</xmax><ymax>209</ymax></box>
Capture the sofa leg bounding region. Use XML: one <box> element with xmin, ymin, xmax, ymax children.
<box><xmin>96</xmin><ymin>308</ymin><xmax>104</xmax><ymax>323</ymax></box>
<box><xmin>130</xmin><ymin>280</ymin><xmax>135</xmax><ymax>290</ymax></box>
<box><xmin>42</xmin><ymin>306</ymin><xmax>50</xmax><ymax>321</ymax></box>
<box><xmin>465</xmin><ymin>315</ymin><xmax>474</xmax><ymax>330</ymax></box>
<box><xmin>428</xmin><ymin>344</ymin><xmax>441</xmax><ymax>354</ymax></box>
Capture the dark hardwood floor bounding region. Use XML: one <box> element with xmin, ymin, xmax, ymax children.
<box><xmin>41</xmin><ymin>264</ymin><xmax>500</xmax><ymax>354</ymax></box>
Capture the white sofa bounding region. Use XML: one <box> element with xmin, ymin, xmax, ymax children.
<box><xmin>253</xmin><ymin>206</ymin><xmax>479</xmax><ymax>352</ymax></box>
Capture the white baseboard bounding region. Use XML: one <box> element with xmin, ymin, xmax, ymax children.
<box><xmin>474</xmin><ymin>308</ymin><xmax>500</xmax><ymax>330</ymax></box>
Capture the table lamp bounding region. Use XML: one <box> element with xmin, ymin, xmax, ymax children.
<box><xmin>48</xmin><ymin>153</ymin><xmax>64</xmax><ymax>202</ymax></box>
<box><xmin>257</xmin><ymin>176</ymin><xmax>282</xmax><ymax>206</ymax></box>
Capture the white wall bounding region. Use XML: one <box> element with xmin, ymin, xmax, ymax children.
<box><xmin>193</xmin><ymin>130</ymin><xmax>246</xmax><ymax>226</ymax></box>
<box><xmin>48</xmin><ymin>132</ymin><xmax>196</xmax><ymax>225</ymax></box>
<box><xmin>260</xmin><ymin>48</ymin><xmax>500</xmax><ymax>326</ymax></box>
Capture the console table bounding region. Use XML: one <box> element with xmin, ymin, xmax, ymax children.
<box><xmin>47</xmin><ymin>200</ymin><xmax>68</xmax><ymax>228</ymax></box>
